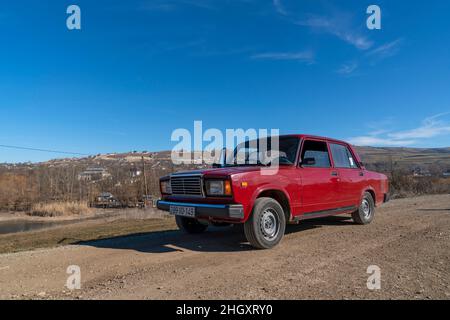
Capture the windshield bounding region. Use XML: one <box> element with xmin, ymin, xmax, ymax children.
<box><xmin>225</xmin><ymin>136</ymin><xmax>300</xmax><ymax>167</ymax></box>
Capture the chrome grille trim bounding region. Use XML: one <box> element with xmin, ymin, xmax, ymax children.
<box><xmin>170</xmin><ymin>175</ymin><xmax>204</xmax><ymax>197</ymax></box>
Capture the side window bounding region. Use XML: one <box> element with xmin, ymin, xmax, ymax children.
<box><xmin>301</xmin><ymin>140</ymin><xmax>331</xmax><ymax>168</ymax></box>
<box><xmin>346</xmin><ymin>148</ymin><xmax>358</xmax><ymax>168</ymax></box>
<box><xmin>330</xmin><ymin>143</ymin><xmax>358</xmax><ymax>168</ymax></box>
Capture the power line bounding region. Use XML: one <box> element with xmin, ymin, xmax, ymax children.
<box><xmin>0</xmin><ymin>144</ymin><xmax>90</xmax><ymax>156</ymax></box>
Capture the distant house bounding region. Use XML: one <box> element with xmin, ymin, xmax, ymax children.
<box><xmin>443</xmin><ymin>170</ymin><xmax>450</xmax><ymax>177</ymax></box>
<box><xmin>78</xmin><ymin>167</ymin><xmax>111</xmax><ymax>181</ymax></box>
<box><xmin>412</xmin><ymin>168</ymin><xmax>432</xmax><ymax>177</ymax></box>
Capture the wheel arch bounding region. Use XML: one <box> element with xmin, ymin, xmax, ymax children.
<box><xmin>362</xmin><ymin>187</ymin><xmax>376</xmax><ymax>204</ymax></box>
<box><xmin>253</xmin><ymin>188</ymin><xmax>292</xmax><ymax>223</ymax></box>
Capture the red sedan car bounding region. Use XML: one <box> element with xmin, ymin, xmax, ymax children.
<box><xmin>157</xmin><ymin>135</ymin><xmax>389</xmax><ymax>249</ymax></box>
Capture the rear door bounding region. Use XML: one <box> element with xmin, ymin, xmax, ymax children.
<box><xmin>298</xmin><ymin>139</ymin><xmax>340</xmax><ymax>214</ymax></box>
<box><xmin>328</xmin><ymin>142</ymin><xmax>364</xmax><ymax>207</ymax></box>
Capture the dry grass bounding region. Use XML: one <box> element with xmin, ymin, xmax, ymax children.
<box><xmin>28</xmin><ymin>201</ymin><xmax>92</xmax><ymax>217</ymax></box>
<box><xmin>389</xmin><ymin>172</ymin><xmax>450</xmax><ymax>199</ymax></box>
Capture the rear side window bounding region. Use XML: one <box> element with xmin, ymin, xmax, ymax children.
<box><xmin>301</xmin><ymin>140</ymin><xmax>331</xmax><ymax>168</ymax></box>
<box><xmin>330</xmin><ymin>143</ymin><xmax>358</xmax><ymax>168</ymax></box>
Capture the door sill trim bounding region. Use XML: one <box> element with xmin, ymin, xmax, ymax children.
<box><xmin>296</xmin><ymin>205</ymin><xmax>357</xmax><ymax>221</ymax></box>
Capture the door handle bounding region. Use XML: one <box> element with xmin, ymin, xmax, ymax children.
<box><xmin>331</xmin><ymin>171</ymin><xmax>338</xmax><ymax>176</ymax></box>
<box><xmin>359</xmin><ymin>172</ymin><xmax>364</xmax><ymax>176</ymax></box>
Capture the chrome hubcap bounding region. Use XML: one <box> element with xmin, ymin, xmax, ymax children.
<box><xmin>260</xmin><ymin>209</ymin><xmax>279</xmax><ymax>240</ymax></box>
<box><xmin>362</xmin><ymin>199</ymin><xmax>371</xmax><ymax>219</ymax></box>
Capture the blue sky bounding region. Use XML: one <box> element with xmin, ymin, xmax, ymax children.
<box><xmin>1</xmin><ymin>0</ymin><xmax>450</xmax><ymax>162</ymax></box>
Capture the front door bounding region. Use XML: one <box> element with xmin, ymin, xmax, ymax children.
<box><xmin>298</xmin><ymin>139</ymin><xmax>340</xmax><ymax>214</ymax></box>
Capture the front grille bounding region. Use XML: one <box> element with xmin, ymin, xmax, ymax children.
<box><xmin>170</xmin><ymin>175</ymin><xmax>203</xmax><ymax>196</ymax></box>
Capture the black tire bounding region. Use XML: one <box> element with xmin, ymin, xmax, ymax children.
<box><xmin>244</xmin><ymin>197</ymin><xmax>286</xmax><ymax>249</ymax></box>
<box><xmin>352</xmin><ymin>192</ymin><xmax>375</xmax><ymax>225</ymax></box>
<box><xmin>175</xmin><ymin>216</ymin><xmax>208</xmax><ymax>234</ymax></box>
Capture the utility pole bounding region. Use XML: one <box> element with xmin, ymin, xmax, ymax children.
<box><xmin>142</xmin><ymin>156</ymin><xmax>148</xmax><ymax>197</ymax></box>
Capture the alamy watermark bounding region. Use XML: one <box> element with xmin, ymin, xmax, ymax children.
<box><xmin>65</xmin><ymin>5</ymin><xmax>380</xmax><ymax>31</ymax></box>
<box><xmin>366</xmin><ymin>265</ymin><xmax>381</xmax><ymax>290</ymax></box>
<box><xmin>66</xmin><ymin>5</ymin><xmax>81</xmax><ymax>30</ymax></box>
<box><xmin>367</xmin><ymin>5</ymin><xmax>381</xmax><ymax>30</ymax></box>
<box><xmin>66</xmin><ymin>265</ymin><xmax>81</xmax><ymax>290</ymax></box>
<box><xmin>171</xmin><ymin>121</ymin><xmax>281</xmax><ymax>175</ymax></box>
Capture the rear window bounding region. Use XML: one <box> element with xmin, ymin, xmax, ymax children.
<box><xmin>330</xmin><ymin>143</ymin><xmax>358</xmax><ymax>168</ymax></box>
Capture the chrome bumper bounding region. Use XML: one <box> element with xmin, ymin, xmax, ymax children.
<box><xmin>156</xmin><ymin>200</ymin><xmax>244</xmax><ymax>219</ymax></box>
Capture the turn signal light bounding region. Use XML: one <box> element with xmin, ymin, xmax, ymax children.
<box><xmin>224</xmin><ymin>180</ymin><xmax>232</xmax><ymax>195</ymax></box>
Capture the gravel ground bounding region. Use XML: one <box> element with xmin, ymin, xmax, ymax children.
<box><xmin>0</xmin><ymin>194</ymin><xmax>449</xmax><ymax>300</ymax></box>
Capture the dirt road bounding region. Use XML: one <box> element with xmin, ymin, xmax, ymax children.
<box><xmin>0</xmin><ymin>194</ymin><xmax>449</xmax><ymax>300</ymax></box>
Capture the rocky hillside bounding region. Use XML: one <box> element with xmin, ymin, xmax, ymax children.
<box><xmin>353</xmin><ymin>146</ymin><xmax>450</xmax><ymax>174</ymax></box>
<box><xmin>0</xmin><ymin>147</ymin><xmax>449</xmax><ymax>210</ymax></box>
<box><xmin>1</xmin><ymin>147</ymin><xmax>449</xmax><ymax>175</ymax></box>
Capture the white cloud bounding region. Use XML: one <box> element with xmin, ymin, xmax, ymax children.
<box><xmin>336</xmin><ymin>62</ymin><xmax>358</xmax><ymax>75</ymax></box>
<box><xmin>336</xmin><ymin>39</ymin><xmax>403</xmax><ymax>76</ymax></box>
<box><xmin>295</xmin><ymin>16</ymin><xmax>373</xmax><ymax>50</ymax></box>
<box><xmin>366</xmin><ymin>39</ymin><xmax>403</xmax><ymax>59</ymax></box>
<box><xmin>347</xmin><ymin>136</ymin><xmax>416</xmax><ymax>147</ymax></box>
<box><xmin>273</xmin><ymin>0</ymin><xmax>288</xmax><ymax>16</ymax></box>
<box><xmin>271</xmin><ymin>2</ymin><xmax>375</xmax><ymax>50</ymax></box>
<box><xmin>251</xmin><ymin>51</ymin><xmax>314</xmax><ymax>62</ymax></box>
<box><xmin>348</xmin><ymin>113</ymin><xmax>450</xmax><ymax>146</ymax></box>
<box><xmin>388</xmin><ymin>113</ymin><xmax>450</xmax><ymax>140</ymax></box>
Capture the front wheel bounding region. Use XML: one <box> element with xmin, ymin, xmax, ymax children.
<box><xmin>175</xmin><ymin>216</ymin><xmax>208</xmax><ymax>234</ymax></box>
<box><xmin>244</xmin><ymin>197</ymin><xmax>286</xmax><ymax>249</ymax></box>
<box><xmin>352</xmin><ymin>192</ymin><xmax>375</xmax><ymax>224</ymax></box>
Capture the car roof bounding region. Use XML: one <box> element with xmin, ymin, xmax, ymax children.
<box><xmin>278</xmin><ymin>134</ymin><xmax>351</xmax><ymax>146</ymax></box>
<box><xmin>245</xmin><ymin>134</ymin><xmax>352</xmax><ymax>147</ymax></box>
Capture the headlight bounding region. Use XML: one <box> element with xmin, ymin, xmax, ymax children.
<box><xmin>205</xmin><ymin>180</ymin><xmax>232</xmax><ymax>196</ymax></box>
<box><xmin>160</xmin><ymin>180</ymin><xmax>172</xmax><ymax>194</ymax></box>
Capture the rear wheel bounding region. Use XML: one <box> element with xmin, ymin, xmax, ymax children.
<box><xmin>244</xmin><ymin>197</ymin><xmax>286</xmax><ymax>249</ymax></box>
<box><xmin>352</xmin><ymin>192</ymin><xmax>375</xmax><ymax>224</ymax></box>
<box><xmin>175</xmin><ymin>216</ymin><xmax>208</xmax><ymax>234</ymax></box>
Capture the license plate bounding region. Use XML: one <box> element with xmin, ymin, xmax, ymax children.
<box><xmin>169</xmin><ymin>205</ymin><xmax>196</xmax><ymax>217</ymax></box>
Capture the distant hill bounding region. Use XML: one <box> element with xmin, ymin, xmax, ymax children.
<box><xmin>1</xmin><ymin>147</ymin><xmax>449</xmax><ymax>175</ymax></box>
<box><xmin>0</xmin><ymin>146</ymin><xmax>448</xmax><ymax>209</ymax></box>
<box><xmin>353</xmin><ymin>146</ymin><xmax>450</xmax><ymax>173</ymax></box>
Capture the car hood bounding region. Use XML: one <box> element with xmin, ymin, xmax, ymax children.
<box><xmin>171</xmin><ymin>166</ymin><xmax>267</xmax><ymax>177</ymax></box>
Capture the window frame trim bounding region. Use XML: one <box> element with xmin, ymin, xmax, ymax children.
<box><xmin>298</xmin><ymin>138</ymin><xmax>333</xmax><ymax>169</ymax></box>
<box><xmin>328</xmin><ymin>142</ymin><xmax>361</xmax><ymax>170</ymax></box>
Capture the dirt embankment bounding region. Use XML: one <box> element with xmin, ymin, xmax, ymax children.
<box><xmin>0</xmin><ymin>194</ymin><xmax>449</xmax><ymax>300</ymax></box>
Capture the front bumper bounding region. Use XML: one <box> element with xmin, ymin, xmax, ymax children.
<box><xmin>156</xmin><ymin>200</ymin><xmax>244</xmax><ymax>219</ymax></box>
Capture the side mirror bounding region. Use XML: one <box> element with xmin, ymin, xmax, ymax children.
<box><xmin>302</xmin><ymin>157</ymin><xmax>316</xmax><ymax>166</ymax></box>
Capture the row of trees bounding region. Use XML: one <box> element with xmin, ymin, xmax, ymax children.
<box><xmin>0</xmin><ymin>162</ymin><xmax>184</xmax><ymax>211</ymax></box>
<box><xmin>388</xmin><ymin>169</ymin><xmax>450</xmax><ymax>198</ymax></box>
<box><xmin>0</xmin><ymin>160</ymin><xmax>448</xmax><ymax>212</ymax></box>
